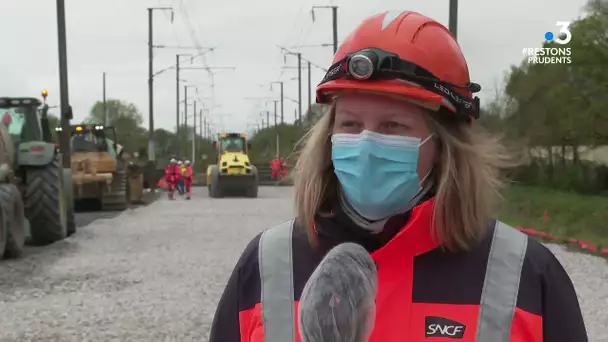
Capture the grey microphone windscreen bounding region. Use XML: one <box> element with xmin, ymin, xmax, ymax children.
<box><xmin>298</xmin><ymin>242</ymin><xmax>378</xmax><ymax>342</ymax></box>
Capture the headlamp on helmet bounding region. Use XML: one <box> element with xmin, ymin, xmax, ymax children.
<box><xmin>318</xmin><ymin>47</ymin><xmax>482</xmax><ymax>120</ymax></box>
<box><xmin>348</xmin><ymin>50</ymin><xmax>379</xmax><ymax>80</ymax></box>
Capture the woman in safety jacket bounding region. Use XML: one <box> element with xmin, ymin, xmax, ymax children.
<box><xmin>210</xmin><ymin>11</ymin><xmax>587</xmax><ymax>342</ymax></box>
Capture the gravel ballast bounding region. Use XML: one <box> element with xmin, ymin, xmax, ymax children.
<box><xmin>0</xmin><ymin>187</ymin><xmax>606</xmax><ymax>341</ymax></box>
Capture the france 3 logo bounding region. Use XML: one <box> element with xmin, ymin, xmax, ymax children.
<box><xmin>544</xmin><ymin>21</ymin><xmax>573</xmax><ymax>45</ymax></box>
<box><xmin>522</xmin><ymin>21</ymin><xmax>572</xmax><ymax>64</ymax></box>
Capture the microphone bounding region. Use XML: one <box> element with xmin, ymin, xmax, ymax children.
<box><xmin>298</xmin><ymin>242</ymin><xmax>378</xmax><ymax>342</ymax></box>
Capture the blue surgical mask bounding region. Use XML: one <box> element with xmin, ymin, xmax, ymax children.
<box><xmin>331</xmin><ymin>130</ymin><xmax>433</xmax><ymax>221</ymax></box>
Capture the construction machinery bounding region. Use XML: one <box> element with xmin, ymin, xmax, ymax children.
<box><xmin>207</xmin><ymin>132</ymin><xmax>258</xmax><ymax>198</ymax></box>
<box><xmin>57</xmin><ymin>124</ymin><xmax>142</xmax><ymax>210</ymax></box>
<box><xmin>0</xmin><ymin>90</ymin><xmax>75</xmax><ymax>255</ymax></box>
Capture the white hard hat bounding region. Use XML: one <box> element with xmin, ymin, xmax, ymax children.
<box><xmin>178</xmin><ymin>160</ymin><xmax>183</xmax><ymax>164</ymax></box>
<box><xmin>185</xmin><ymin>160</ymin><xmax>191</xmax><ymax>165</ymax></box>
<box><xmin>170</xmin><ymin>158</ymin><xmax>176</xmax><ymax>163</ymax></box>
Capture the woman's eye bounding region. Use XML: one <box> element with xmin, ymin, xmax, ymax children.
<box><xmin>385</xmin><ymin>121</ymin><xmax>405</xmax><ymax>129</ymax></box>
<box><xmin>341</xmin><ymin>120</ymin><xmax>360</xmax><ymax>128</ymax></box>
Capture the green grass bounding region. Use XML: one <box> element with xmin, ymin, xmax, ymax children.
<box><xmin>498</xmin><ymin>184</ymin><xmax>608</xmax><ymax>247</ymax></box>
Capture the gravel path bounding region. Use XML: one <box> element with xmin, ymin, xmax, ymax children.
<box><xmin>544</xmin><ymin>244</ymin><xmax>608</xmax><ymax>341</ymax></box>
<box><xmin>0</xmin><ymin>187</ymin><xmax>606</xmax><ymax>341</ymax></box>
<box><xmin>0</xmin><ymin>187</ymin><xmax>294</xmax><ymax>341</ymax></box>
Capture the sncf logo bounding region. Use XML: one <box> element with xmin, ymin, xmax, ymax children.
<box><xmin>425</xmin><ymin>316</ymin><xmax>466</xmax><ymax>339</ymax></box>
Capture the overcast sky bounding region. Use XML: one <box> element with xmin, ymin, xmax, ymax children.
<box><xmin>1</xmin><ymin>0</ymin><xmax>589</xmax><ymax>134</ymax></box>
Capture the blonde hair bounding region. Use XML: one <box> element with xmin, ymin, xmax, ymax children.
<box><xmin>292</xmin><ymin>104</ymin><xmax>516</xmax><ymax>251</ymax></box>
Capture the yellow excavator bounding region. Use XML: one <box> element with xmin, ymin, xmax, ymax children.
<box><xmin>206</xmin><ymin>132</ymin><xmax>258</xmax><ymax>198</ymax></box>
<box><xmin>56</xmin><ymin>124</ymin><xmax>142</xmax><ymax>210</ymax></box>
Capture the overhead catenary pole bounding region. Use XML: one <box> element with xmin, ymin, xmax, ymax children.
<box><xmin>56</xmin><ymin>0</ymin><xmax>72</xmax><ymax>169</ymax></box>
<box><xmin>147</xmin><ymin>6</ymin><xmax>173</xmax><ymax>168</ymax></box>
<box><xmin>192</xmin><ymin>101</ymin><xmax>196</xmax><ymax>164</ymax></box>
<box><xmin>175</xmin><ymin>54</ymin><xmax>180</xmax><ymax>156</ymax></box>
<box><xmin>311</xmin><ymin>5</ymin><xmax>339</xmax><ymax>55</ymax></box>
<box><xmin>332</xmin><ymin>6</ymin><xmax>338</xmax><ymax>54</ymax></box>
<box><xmin>273</xmin><ymin>100</ymin><xmax>278</xmax><ymax>126</ymax></box>
<box><xmin>271</xmin><ymin>81</ymin><xmax>285</xmax><ymax>124</ymax></box>
<box><xmin>102</xmin><ymin>72</ymin><xmax>107</xmax><ymax>126</ymax></box>
<box><xmin>266</xmin><ymin>110</ymin><xmax>270</xmax><ymax>129</ymax></box>
<box><xmin>449</xmin><ymin>0</ymin><xmax>458</xmax><ymax>39</ymax></box>
<box><xmin>307</xmin><ymin>61</ymin><xmax>312</xmax><ymax>116</ymax></box>
<box><xmin>203</xmin><ymin>115</ymin><xmax>206</xmax><ymax>139</ymax></box>
<box><xmin>297</xmin><ymin>53</ymin><xmax>302</xmax><ymax>124</ymax></box>
<box><xmin>184</xmin><ymin>85</ymin><xmax>188</xmax><ymax>157</ymax></box>
<box><xmin>147</xmin><ymin>8</ymin><xmax>155</xmax><ymax>162</ymax></box>
<box><xmin>279</xmin><ymin>82</ymin><xmax>284</xmax><ymax>124</ymax></box>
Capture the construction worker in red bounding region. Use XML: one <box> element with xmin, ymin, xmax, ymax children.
<box><xmin>164</xmin><ymin>158</ymin><xmax>178</xmax><ymax>200</ymax></box>
<box><xmin>270</xmin><ymin>157</ymin><xmax>281</xmax><ymax>180</ymax></box>
<box><xmin>183</xmin><ymin>160</ymin><xmax>193</xmax><ymax>200</ymax></box>
<box><xmin>210</xmin><ymin>11</ymin><xmax>587</xmax><ymax>342</ymax></box>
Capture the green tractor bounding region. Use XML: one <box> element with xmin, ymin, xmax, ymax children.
<box><xmin>0</xmin><ymin>91</ymin><xmax>75</xmax><ymax>257</ymax></box>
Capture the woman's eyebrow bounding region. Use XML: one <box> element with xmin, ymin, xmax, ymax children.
<box><xmin>339</xmin><ymin>109</ymin><xmax>360</xmax><ymax>118</ymax></box>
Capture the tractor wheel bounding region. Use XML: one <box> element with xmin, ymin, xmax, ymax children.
<box><xmin>62</xmin><ymin>168</ymin><xmax>76</xmax><ymax>236</ymax></box>
<box><xmin>209</xmin><ymin>166</ymin><xmax>223</xmax><ymax>198</ymax></box>
<box><xmin>245</xmin><ymin>182</ymin><xmax>258</xmax><ymax>198</ymax></box>
<box><xmin>101</xmin><ymin>165</ymin><xmax>129</xmax><ymax>211</ymax></box>
<box><xmin>245</xmin><ymin>166</ymin><xmax>259</xmax><ymax>198</ymax></box>
<box><xmin>0</xmin><ymin>184</ymin><xmax>26</xmax><ymax>258</ymax></box>
<box><xmin>24</xmin><ymin>157</ymin><xmax>67</xmax><ymax>246</ymax></box>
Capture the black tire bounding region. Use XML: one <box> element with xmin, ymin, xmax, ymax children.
<box><xmin>66</xmin><ymin>207</ymin><xmax>76</xmax><ymax>236</ymax></box>
<box><xmin>0</xmin><ymin>184</ymin><xmax>26</xmax><ymax>258</ymax></box>
<box><xmin>245</xmin><ymin>166</ymin><xmax>259</xmax><ymax>198</ymax></box>
<box><xmin>24</xmin><ymin>158</ymin><xmax>67</xmax><ymax>246</ymax></box>
<box><xmin>101</xmin><ymin>164</ymin><xmax>128</xmax><ymax>211</ymax></box>
<box><xmin>245</xmin><ymin>182</ymin><xmax>258</xmax><ymax>198</ymax></box>
<box><xmin>209</xmin><ymin>166</ymin><xmax>222</xmax><ymax>198</ymax></box>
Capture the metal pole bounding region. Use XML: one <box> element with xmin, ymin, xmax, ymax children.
<box><xmin>332</xmin><ymin>6</ymin><xmax>338</xmax><ymax>54</ymax></box>
<box><xmin>204</xmin><ymin>116</ymin><xmax>207</xmax><ymax>139</ymax></box>
<box><xmin>266</xmin><ymin>110</ymin><xmax>270</xmax><ymax>129</ymax></box>
<box><xmin>280</xmin><ymin>82</ymin><xmax>284</xmax><ymax>124</ymax></box>
<box><xmin>183</xmin><ymin>85</ymin><xmax>188</xmax><ymax>157</ymax></box>
<box><xmin>175</xmin><ymin>54</ymin><xmax>180</xmax><ymax>156</ymax></box>
<box><xmin>307</xmin><ymin>61</ymin><xmax>312</xmax><ymax>118</ymax></box>
<box><xmin>449</xmin><ymin>0</ymin><xmax>458</xmax><ymax>39</ymax></box>
<box><xmin>276</xmin><ymin>133</ymin><xmax>279</xmax><ymax>158</ymax></box>
<box><xmin>192</xmin><ymin>101</ymin><xmax>196</xmax><ymax>164</ymax></box>
<box><xmin>56</xmin><ymin>0</ymin><xmax>71</xmax><ymax>169</ymax></box>
<box><xmin>273</xmin><ymin>100</ymin><xmax>278</xmax><ymax>127</ymax></box>
<box><xmin>199</xmin><ymin>109</ymin><xmax>203</xmax><ymax>140</ymax></box>
<box><xmin>297</xmin><ymin>53</ymin><xmax>302</xmax><ymax>124</ymax></box>
<box><xmin>147</xmin><ymin>8</ymin><xmax>155</xmax><ymax>162</ymax></box>
<box><xmin>102</xmin><ymin>72</ymin><xmax>107</xmax><ymax>126</ymax></box>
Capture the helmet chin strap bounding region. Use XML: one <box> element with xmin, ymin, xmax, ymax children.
<box><xmin>338</xmin><ymin>170</ymin><xmax>435</xmax><ymax>234</ymax></box>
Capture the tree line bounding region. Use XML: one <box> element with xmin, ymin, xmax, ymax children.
<box><xmin>49</xmin><ymin>99</ymin><xmax>212</xmax><ymax>169</ymax></box>
<box><xmin>480</xmin><ymin>0</ymin><xmax>608</xmax><ymax>194</ymax></box>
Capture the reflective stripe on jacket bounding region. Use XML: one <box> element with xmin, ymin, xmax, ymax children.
<box><xmin>258</xmin><ymin>220</ymin><xmax>524</xmax><ymax>342</ymax></box>
<box><xmin>209</xmin><ymin>197</ymin><xmax>587</xmax><ymax>342</ymax></box>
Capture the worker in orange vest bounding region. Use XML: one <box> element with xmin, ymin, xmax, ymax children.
<box><xmin>270</xmin><ymin>158</ymin><xmax>281</xmax><ymax>180</ymax></box>
<box><xmin>184</xmin><ymin>160</ymin><xmax>194</xmax><ymax>200</ymax></box>
<box><xmin>164</xmin><ymin>158</ymin><xmax>178</xmax><ymax>199</ymax></box>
